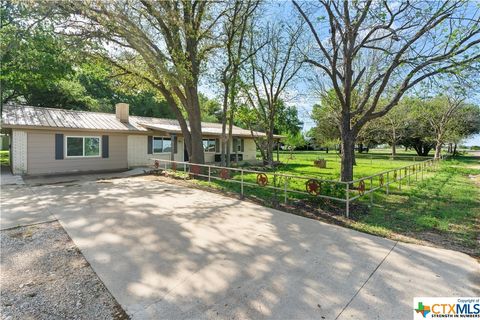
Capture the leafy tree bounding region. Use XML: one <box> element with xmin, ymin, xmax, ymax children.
<box><xmin>54</xmin><ymin>1</ymin><xmax>230</xmax><ymax>164</ymax></box>
<box><xmin>0</xmin><ymin>1</ymin><xmax>72</xmax><ymax>105</ymax></box>
<box><xmin>294</xmin><ymin>0</ymin><xmax>480</xmax><ymax>181</ymax></box>
<box><xmin>283</xmin><ymin>132</ymin><xmax>306</xmax><ymax>159</ymax></box>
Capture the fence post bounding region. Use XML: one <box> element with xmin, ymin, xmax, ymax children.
<box><xmin>386</xmin><ymin>171</ymin><xmax>390</xmax><ymax>195</ymax></box>
<box><xmin>208</xmin><ymin>166</ymin><xmax>211</xmax><ymax>183</ymax></box>
<box><xmin>184</xmin><ymin>163</ymin><xmax>187</xmax><ymax>180</ymax></box>
<box><xmin>284</xmin><ymin>179</ymin><xmax>287</xmax><ymax>204</ymax></box>
<box><xmin>399</xmin><ymin>171</ymin><xmax>402</xmax><ymax>191</ymax></box>
<box><xmin>408</xmin><ymin>166</ymin><xmax>410</xmax><ymax>185</ymax></box>
<box><xmin>370</xmin><ymin>177</ymin><xmax>373</xmax><ymax>206</ymax></box>
<box><xmin>345</xmin><ymin>183</ymin><xmax>350</xmax><ymax>218</ymax></box>
<box><xmin>240</xmin><ymin>170</ymin><xmax>244</xmax><ymax>198</ymax></box>
<box><xmin>415</xmin><ymin>165</ymin><xmax>418</xmax><ymax>181</ymax></box>
<box><xmin>421</xmin><ymin>164</ymin><xmax>424</xmax><ymax>181</ymax></box>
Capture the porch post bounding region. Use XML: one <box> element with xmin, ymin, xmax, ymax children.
<box><xmin>170</xmin><ymin>134</ymin><xmax>176</xmax><ymax>161</ymax></box>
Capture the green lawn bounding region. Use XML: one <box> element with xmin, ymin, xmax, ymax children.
<box><xmin>0</xmin><ymin>150</ymin><xmax>9</xmax><ymax>166</ymax></box>
<box><xmin>352</xmin><ymin>156</ymin><xmax>479</xmax><ymax>256</ymax></box>
<box><xmin>176</xmin><ymin>150</ymin><xmax>478</xmax><ymax>256</ymax></box>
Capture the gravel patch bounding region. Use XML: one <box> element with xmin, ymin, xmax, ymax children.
<box><xmin>0</xmin><ymin>221</ymin><xmax>129</xmax><ymax>320</ymax></box>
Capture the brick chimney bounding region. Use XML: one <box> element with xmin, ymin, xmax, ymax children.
<box><xmin>115</xmin><ymin>103</ymin><xmax>129</xmax><ymax>123</ymax></box>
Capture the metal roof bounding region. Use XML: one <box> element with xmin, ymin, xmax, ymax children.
<box><xmin>1</xmin><ymin>105</ymin><xmax>280</xmax><ymax>138</ymax></box>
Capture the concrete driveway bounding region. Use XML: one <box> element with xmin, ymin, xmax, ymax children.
<box><xmin>1</xmin><ymin>176</ymin><xmax>478</xmax><ymax>319</ymax></box>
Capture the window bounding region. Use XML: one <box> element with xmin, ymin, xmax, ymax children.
<box><xmin>153</xmin><ymin>137</ymin><xmax>172</xmax><ymax>153</ymax></box>
<box><xmin>66</xmin><ymin>136</ymin><xmax>100</xmax><ymax>157</ymax></box>
<box><xmin>203</xmin><ymin>139</ymin><xmax>216</xmax><ymax>152</ymax></box>
<box><xmin>232</xmin><ymin>138</ymin><xmax>244</xmax><ymax>152</ymax></box>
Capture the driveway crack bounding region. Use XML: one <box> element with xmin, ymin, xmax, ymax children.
<box><xmin>335</xmin><ymin>241</ymin><xmax>398</xmax><ymax>320</ymax></box>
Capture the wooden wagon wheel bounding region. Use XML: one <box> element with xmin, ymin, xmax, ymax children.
<box><xmin>220</xmin><ymin>168</ymin><xmax>230</xmax><ymax>180</ymax></box>
<box><xmin>379</xmin><ymin>174</ymin><xmax>384</xmax><ymax>187</ymax></box>
<box><xmin>256</xmin><ymin>173</ymin><xmax>268</xmax><ymax>186</ymax></box>
<box><xmin>358</xmin><ymin>180</ymin><xmax>366</xmax><ymax>195</ymax></box>
<box><xmin>305</xmin><ymin>179</ymin><xmax>321</xmax><ymax>196</ymax></box>
<box><xmin>154</xmin><ymin>160</ymin><xmax>160</xmax><ymax>169</ymax></box>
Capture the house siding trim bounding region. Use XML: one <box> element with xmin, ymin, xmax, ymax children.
<box><xmin>12</xmin><ymin>130</ymin><xmax>27</xmax><ymax>174</ymax></box>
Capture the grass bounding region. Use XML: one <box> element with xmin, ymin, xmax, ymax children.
<box><xmin>352</xmin><ymin>156</ymin><xmax>479</xmax><ymax>255</ymax></box>
<box><xmin>174</xmin><ymin>149</ymin><xmax>479</xmax><ymax>256</ymax></box>
<box><xmin>0</xmin><ymin>150</ymin><xmax>9</xmax><ymax>166</ymax></box>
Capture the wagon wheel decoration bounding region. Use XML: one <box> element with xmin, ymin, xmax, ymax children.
<box><xmin>220</xmin><ymin>168</ymin><xmax>230</xmax><ymax>180</ymax></box>
<box><xmin>379</xmin><ymin>174</ymin><xmax>384</xmax><ymax>187</ymax></box>
<box><xmin>357</xmin><ymin>180</ymin><xmax>366</xmax><ymax>195</ymax></box>
<box><xmin>306</xmin><ymin>179</ymin><xmax>321</xmax><ymax>196</ymax></box>
<box><xmin>256</xmin><ymin>173</ymin><xmax>268</xmax><ymax>186</ymax></box>
<box><xmin>190</xmin><ymin>164</ymin><xmax>201</xmax><ymax>177</ymax></box>
<box><xmin>154</xmin><ymin>160</ymin><xmax>160</xmax><ymax>169</ymax></box>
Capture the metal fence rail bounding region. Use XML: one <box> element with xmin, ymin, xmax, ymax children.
<box><xmin>149</xmin><ymin>155</ymin><xmax>445</xmax><ymax>218</ymax></box>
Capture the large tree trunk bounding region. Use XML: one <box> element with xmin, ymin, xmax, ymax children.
<box><xmin>220</xmin><ymin>82</ymin><xmax>229</xmax><ymax>166</ymax></box>
<box><xmin>453</xmin><ymin>143</ymin><xmax>457</xmax><ymax>156</ymax></box>
<box><xmin>340</xmin><ymin>135</ymin><xmax>355</xmax><ymax>182</ymax></box>
<box><xmin>186</xmin><ymin>86</ymin><xmax>205</xmax><ymax>164</ymax></box>
<box><xmin>391</xmin><ymin>143</ymin><xmax>396</xmax><ymax>156</ymax></box>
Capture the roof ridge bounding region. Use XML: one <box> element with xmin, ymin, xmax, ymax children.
<box><xmin>3</xmin><ymin>104</ymin><xmax>244</xmax><ymax>128</ymax></box>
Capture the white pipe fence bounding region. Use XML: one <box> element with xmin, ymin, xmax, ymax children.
<box><xmin>149</xmin><ymin>155</ymin><xmax>445</xmax><ymax>218</ymax></box>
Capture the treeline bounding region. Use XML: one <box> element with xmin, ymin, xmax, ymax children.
<box><xmin>310</xmin><ymin>93</ymin><xmax>480</xmax><ymax>157</ymax></box>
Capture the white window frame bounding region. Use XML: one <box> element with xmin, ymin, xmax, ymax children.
<box><xmin>153</xmin><ymin>136</ymin><xmax>172</xmax><ymax>154</ymax></box>
<box><xmin>202</xmin><ymin>139</ymin><xmax>217</xmax><ymax>153</ymax></box>
<box><xmin>65</xmin><ymin>135</ymin><xmax>102</xmax><ymax>158</ymax></box>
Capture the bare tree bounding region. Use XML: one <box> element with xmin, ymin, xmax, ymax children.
<box><xmin>54</xmin><ymin>0</ymin><xmax>228</xmax><ymax>164</ymax></box>
<box><xmin>242</xmin><ymin>22</ymin><xmax>303</xmax><ymax>166</ymax></box>
<box><xmin>218</xmin><ymin>0</ymin><xmax>260</xmax><ymax>166</ymax></box>
<box><xmin>294</xmin><ymin>0</ymin><xmax>480</xmax><ymax>181</ymax></box>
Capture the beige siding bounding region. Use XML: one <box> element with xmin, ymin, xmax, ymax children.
<box><xmin>27</xmin><ymin>130</ymin><xmax>127</xmax><ymax>175</ymax></box>
<box><xmin>127</xmin><ymin>135</ymin><xmax>149</xmax><ymax>167</ymax></box>
<box><xmin>12</xmin><ymin>130</ymin><xmax>28</xmax><ymax>174</ymax></box>
<box><xmin>174</xmin><ymin>137</ymin><xmax>184</xmax><ymax>162</ymax></box>
<box><xmin>128</xmin><ymin>133</ymin><xmax>183</xmax><ymax>167</ymax></box>
<box><xmin>243</xmin><ymin>138</ymin><xmax>257</xmax><ymax>161</ymax></box>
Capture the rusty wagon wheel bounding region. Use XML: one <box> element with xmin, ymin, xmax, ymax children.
<box><xmin>256</xmin><ymin>173</ymin><xmax>268</xmax><ymax>186</ymax></box>
<box><xmin>154</xmin><ymin>160</ymin><xmax>160</xmax><ymax>169</ymax></box>
<box><xmin>305</xmin><ymin>179</ymin><xmax>321</xmax><ymax>196</ymax></box>
<box><xmin>220</xmin><ymin>168</ymin><xmax>230</xmax><ymax>180</ymax></box>
<box><xmin>358</xmin><ymin>180</ymin><xmax>366</xmax><ymax>195</ymax></box>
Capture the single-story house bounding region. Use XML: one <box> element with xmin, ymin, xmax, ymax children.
<box><xmin>1</xmin><ymin>103</ymin><xmax>279</xmax><ymax>175</ymax></box>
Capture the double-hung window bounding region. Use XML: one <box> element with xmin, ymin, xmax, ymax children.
<box><xmin>153</xmin><ymin>137</ymin><xmax>172</xmax><ymax>153</ymax></box>
<box><xmin>66</xmin><ymin>136</ymin><xmax>101</xmax><ymax>157</ymax></box>
<box><xmin>202</xmin><ymin>139</ymin><xmax>216</xmax><ymax>152</ymax></box>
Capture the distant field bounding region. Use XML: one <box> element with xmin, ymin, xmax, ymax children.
<box><xmin>271</xmin><ymin>149</ymin><xmax>429</xmax><ymax>181</ymax></box>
